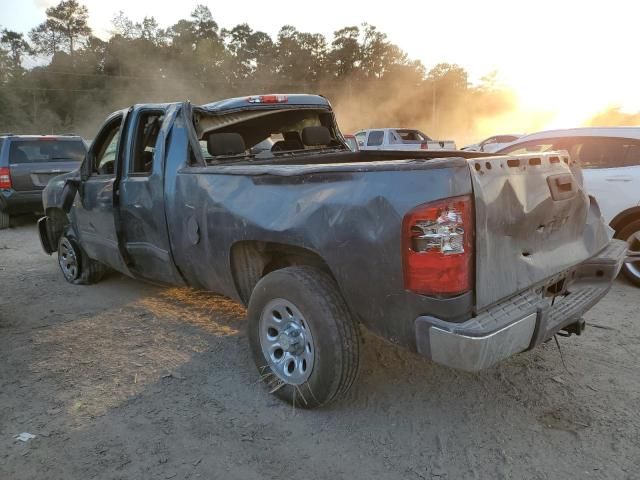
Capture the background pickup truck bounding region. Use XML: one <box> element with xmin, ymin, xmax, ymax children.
<box><xmin>39</xmin><ymin>94</ymin><xmax>626</xmax><ymax>408</ymax></box>
<box><xmin>354</xmin><ymin>128</ymin><xmax>456</xmax><ymax>151</ymax></box>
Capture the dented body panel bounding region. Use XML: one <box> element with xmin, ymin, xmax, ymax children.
<box><xmin>468</xmin><ymin>154</ymin><xmax>612</xmax><ymax>310</ymax></box>
<box><xmin>168</xmin><ymin>159</ymin><xmax>474</xmax><ymax>346</ymax></box>
<box><xmin>41</xmin><ymin>96</ymin><xmax>626</xmax><ymax>371</ymax></box>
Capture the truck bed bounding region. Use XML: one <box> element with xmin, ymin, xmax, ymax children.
<box><xmin>166</xmin><ymin>143</ymin><xmax>611</xmax><ymax>349</ymax></box>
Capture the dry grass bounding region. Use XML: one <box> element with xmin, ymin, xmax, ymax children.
<box><xmin>31</xmin><ymin>287</ymin><xmax>247</xmax><ymax>422</ymax></box>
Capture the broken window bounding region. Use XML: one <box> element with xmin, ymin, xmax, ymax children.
<box><xmin>131</xmin><ymin>110</ymin><xmax>164</xmax><ymax>175</ymax></box>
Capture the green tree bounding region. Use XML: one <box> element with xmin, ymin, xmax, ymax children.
<box><xmin>1</xmin><ymin>30</ymin><xmax>32</xmax><ymax>68</ymax></box>
<box><xmin>428</xmin><ymin>63</ymin><xmax>469</xmax><ymax>92</ymax></box>
<box><xmin>329</xmin><ymin>26</ymin><xmax>360</xmax><ymax>77</ymax></box>
<box><xmin>191</xmin><ymin>4</ymin><xmax>218</xmax><ymax>41</ymax></box>
<box><xmin>111</xmin><ymin>11</ymin><xmax>139</xmax><ymax>39</ymax></box>
<box><xmin>30</xmin><ymin>0</ymin><xmax>91</xmax><ymax>55</ymax></box>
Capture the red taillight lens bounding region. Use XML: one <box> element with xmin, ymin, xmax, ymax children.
<box><xmin>420</xmin><ymin>142</ymin><xmax>428</xmax><ymax>150</ymax></box>
<box><xmin>402</xmin><ymin>195</ymin><xmax>473</xmax><ymax>296</ymax></box>
<box><xmin>0</xmin><ymin>167</ymin><xmax>11</xmax><ymax>189</ymax></box>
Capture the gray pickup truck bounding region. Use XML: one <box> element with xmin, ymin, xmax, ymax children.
<box><xmin>38</xmin><ymin>94</ymin><xmax>626</xmax><ymax>408</ymax></box>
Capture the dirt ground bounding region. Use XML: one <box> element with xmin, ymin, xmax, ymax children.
<box><xmin>1</xmin><ymin>220</ymin><xmax>639</xmax><ymax>480</ymax></box>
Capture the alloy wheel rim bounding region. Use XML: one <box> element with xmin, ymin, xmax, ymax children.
<box><xmin>59</xmin><ymin>238</ymin><xmax>79</xmax><ymax>280</ymax></box>
<box><xmin>259</xmin><ymin>298</ymin><xmax>315</xmax><ymax>385</ymax></box>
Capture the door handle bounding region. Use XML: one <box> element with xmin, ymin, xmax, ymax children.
<box><xmin>605</xmin><ymin>177</ymin><xmax>632</xmax><ymax>182</ymax></box>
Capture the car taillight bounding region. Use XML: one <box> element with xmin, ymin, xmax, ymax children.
<box><xmin>402</xmin><ymin>195</ymin><xmax>473</xmax><ymax>296</ymax></box>
<box><xmin>246</xmin><ymin>95</ymin><xmax>288</xmax><ymax>104</ymax></box>
<box><xmin>420</xmin><ymin>142</ymin><xmax>428</xmax><ymax>150</ymax></box>
<box><xmin>0</xmin><ymin>167</ymin><xmax>11</xmax><ymax>189</ymax></box>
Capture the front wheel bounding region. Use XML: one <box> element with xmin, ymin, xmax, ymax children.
<box><xmin>615</xmin><ymin>219</ymin><xmax>640</xmax><ymax>287</ymax></box>
<box><xmin>247</xmin><ymin>266</ymin><xmax>360</xmax><ymax>408</ymax></box>
<box><xmin>57</xmin><ymin>231</ymin><xmax>108</xmax><ymax>285</ymax></box>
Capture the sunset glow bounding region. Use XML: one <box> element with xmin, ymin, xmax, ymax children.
<box><xmin>3</xmin><ymin>0</ymin><xmax>639</xmax><ymax>140</ymax></box>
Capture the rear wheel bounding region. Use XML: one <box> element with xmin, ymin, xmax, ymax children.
<box><xmin>57</xmin><ymin>231</ymin><xmax>108</xmax><ymax>285</ymax></box>
<box><xmin>615</xmin><ymin>219</ymin><xmax>640</xmax><ymax>287</ymax></box>
<box><xmin>247</xmin><ymin>266</ymin><xmax>360</xmax><ymax>408</ymax></box>
<box><xmin>0</xmin><ymin>210</ymin><xmax>10</xmax><ymax>229</ymax></box>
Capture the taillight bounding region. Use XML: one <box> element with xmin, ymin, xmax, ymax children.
<box><xmin>0</xmin><ymin>167</ymin><xmax>11</xmax><ymax>189</ymax></box>
<box><xmin>246</xmin><ymin>95</ymin><xmax>288</xmax><ymax>104</ymax></box>
<box><xmin>420</xmin><ymin>142</ymin><xmax>428</xmax><ymax>150</ymax></box>
<box><xmin>402</xmin><ymin>195</ymin><xmax>473</xmax><ymax>296</ymax></box>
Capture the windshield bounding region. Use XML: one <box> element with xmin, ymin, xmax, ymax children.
<box><xmin>9</xmin><ymin>139</ymin><xmax>86</xmax><ymax>163</ymax></box>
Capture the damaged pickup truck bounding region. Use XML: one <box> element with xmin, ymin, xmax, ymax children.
<box><xmin>39</xmin><ymin>94</ymin><xmax>626</xmax><ymax>408</ymax></box>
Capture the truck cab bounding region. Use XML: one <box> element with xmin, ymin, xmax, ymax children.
<box><xmin>354</xmin><ymin>128</ymin><xmax>456</xmax><ymax>151</ymax></box>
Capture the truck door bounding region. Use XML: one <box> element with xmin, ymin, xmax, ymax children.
<box><xmin>118</xmin><ymin>105</ymin><xmax>184</xmax><ymax>284</ymax></box>
<box><xmin>73</xmin><ymin>112</ymin><xmax>131</xmax><ymax>275</ymax></box>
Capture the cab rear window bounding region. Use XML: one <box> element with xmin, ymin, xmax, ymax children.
<box><xmin>9</xmin><ymin>139</ymin><xmax>86</xmax><ymax>164</ymax></box>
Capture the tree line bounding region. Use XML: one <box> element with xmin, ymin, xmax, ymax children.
<box><xmin>0</xmin><ymin>0</ymin><xmax>517</xmax><ymax>139</ymax></box>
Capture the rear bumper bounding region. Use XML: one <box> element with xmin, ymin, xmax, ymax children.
<box><xmin>415</xmin><ymin>239</ymin><xmax>627</xmax><ymax>371</ymax></box>
<box><xmin>0</xmin><ymin>189</ymin><xmax>43</xmax><ymax>214</ymax></box>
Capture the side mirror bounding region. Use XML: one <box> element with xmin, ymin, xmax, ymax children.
<box><xmin>61</xmin><ymin>178</ymin><xmax>81</xmax><ymax>213</ymax></box>
<box><xmin>357</xmin><ymin>141</ymin><xmax>364</xmax><ymax>147</ymax></box>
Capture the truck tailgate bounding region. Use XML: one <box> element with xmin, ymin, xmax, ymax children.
<box><xmin>469</xmin><ymin>152</ymin><xmax>611</xmax><ymax>311</ymax></box>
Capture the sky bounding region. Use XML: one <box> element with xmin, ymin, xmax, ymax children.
<box><xmin>2</xmin><ymin>0</ymin><xmax>639</xmax><ymax>130</ymax></box>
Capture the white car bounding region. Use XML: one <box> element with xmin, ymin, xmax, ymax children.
<box><xmin>498</xmin><ymin>127</ymin><xmax>640</xmax><ymax>285</ymax></box>
<box><xmin>462</xmin><ymin>134</ymin><xmax>524</xmax><ymax>153</ymax></box>
<box><xmin>354</xmin><ymin>128</ymin><xmax>456</xmax><ymax>151</ymax></box>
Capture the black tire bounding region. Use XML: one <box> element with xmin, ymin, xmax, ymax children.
<box><xmin>57</xmin><ymin>230</ymin><xmax>108</xmax><ymax>285</ymax></box>
<box><xmin>248</xmin><ymin>266</ymin><xmax>360</xmax><ymax>408</ymax></box>
<box><xmin>615</xmin><ymin>219</ymin><xmax>640</xmax><ymax>287</ymax></box>
<box><xmin>0</xmin><ymin>210</ymin><xmax>10</xmax><ymax>229</ymax></box>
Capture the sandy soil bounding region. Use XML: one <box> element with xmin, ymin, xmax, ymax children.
<box><xmin>1</xmin><ymin>220</ymin><xmax>639</xmax><ymax>479</ymax></box>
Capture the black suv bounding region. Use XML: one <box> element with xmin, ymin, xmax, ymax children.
<box><xmin>0</xmin><ymin>134</ymin><xmax>86</xmax><ymax>228</ymax></box>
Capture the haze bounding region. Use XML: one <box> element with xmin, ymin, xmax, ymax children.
<box><xmin>2</xmin><ymin>0</ymin><xmax>639</xmax><ymax>136</ymax></box>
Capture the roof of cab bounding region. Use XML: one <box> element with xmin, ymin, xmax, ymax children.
<box><xmin>199</xmin><ymin>94</ymin><xmax>331</xmax><ymax>113</ymax></box>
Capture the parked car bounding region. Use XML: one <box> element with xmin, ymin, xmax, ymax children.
<box><xmin>462</xmin><ymin>134</ymin><xmax>524</xmax><ymax>153</ymax></box>
<box><xmin>38</xmin><ymin>94</ymin><xmax>625</xmax><ymax>408</ymax></box>
<box><xmin>354</xmin><ymin>128</ymin><xmax>456</xmax><ymax>151</ymax></box>
<box><xmin>0</xmin><ymin>134</ymin><xmax>86</xmax><ymax>229</ymax></box>
<box><xmin>343</xmin><ymin>134</ymin><xmax>359</xmax><ymax>151</ymax></box>
<box><xmin>498</xmin><ymin>127</ymin><xmax>640</xmax><ymax>286</ymax></box>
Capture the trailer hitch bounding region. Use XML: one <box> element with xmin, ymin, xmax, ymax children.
<box><xmin>557</xmin><ymin>319</ymin><xmax>586</xmax><ymax>337</ymax></box>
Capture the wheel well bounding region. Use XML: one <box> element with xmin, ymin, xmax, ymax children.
<box><xmin>610</xmin><ymin>207</ymin><xmax>640</xmax><ymax>233</ymax></box>
<box><xmin>230</xmin><ymin>241</ymin><xmax>334</xmax><ymax>305</ymax></box>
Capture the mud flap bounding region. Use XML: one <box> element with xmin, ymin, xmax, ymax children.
<box><xmin>37</xmin><ymin>216</ymin><xmax>54</xmax><ymax>255</ymax></box>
